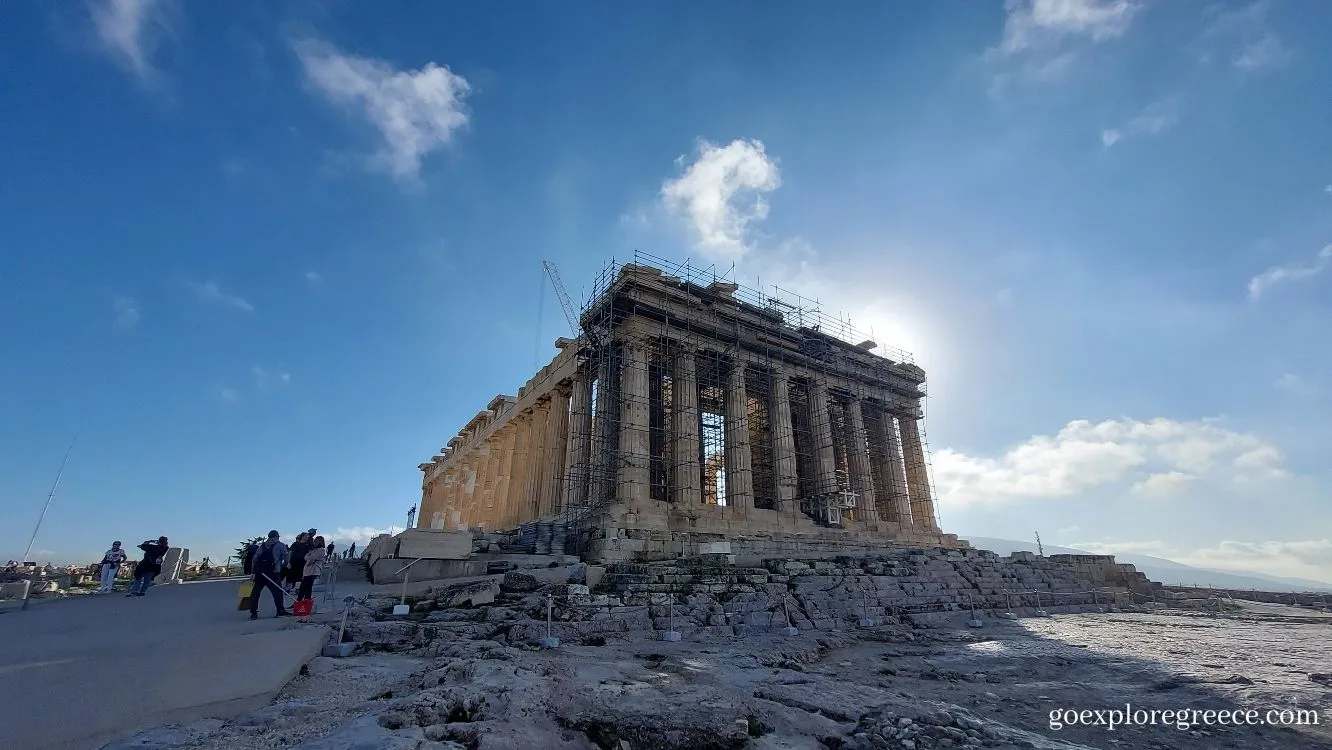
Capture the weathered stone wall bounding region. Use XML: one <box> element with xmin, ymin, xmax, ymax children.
<box><xmin>496</xmin><ymin>547</ymin><xmax>1132</xmax><ymax>644</ymax></box>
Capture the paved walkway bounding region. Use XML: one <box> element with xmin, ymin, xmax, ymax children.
<box><xmin>0</xmin><ymin>578</ymin><xmax>331</xmax><ymax>750</ymax></box>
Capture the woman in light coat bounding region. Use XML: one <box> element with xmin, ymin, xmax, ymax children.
<box><xmin>298</xmin><ymin>536</ymin><xmax>327</xmax><ymax>601</ymax></box>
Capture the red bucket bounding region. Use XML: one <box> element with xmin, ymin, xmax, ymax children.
<box><xmin>292</xmin><ymin>599</ymin><xmax>314</xmax><ymax>617</ymax></box>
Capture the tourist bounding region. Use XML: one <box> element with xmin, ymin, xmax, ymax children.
<box><xmin>346</xmin><ymin>542</ymin><xmax>357</xmax><ymax>559</ymax></box>
<box><xmin>127</xmin><ymin>536</ymin><xmax>169</xmax><ymax>597</ymax></box>
<box><xmin>249</xmin><ymin>530</ymin><xmax>291</xmax><ymax>620</ymax></box>
<box><xmin>298</xmin><ymin>535</ymin><xmax>326</xmax><ymax>601</ymax></box>
<box><xmin>286</xmin><ymin>532</ymin><xmax>311</xmax><ymax>593</ymax></box>
<box><xmin>97</xmin><ymin>541</ymin><xmax>127</xmax><ymax>593</ymax></box>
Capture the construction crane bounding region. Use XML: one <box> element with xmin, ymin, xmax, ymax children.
<box><xmin>542</xmin><ymin>260</ymin><xmax>579</xmax><ymax>337</ymax></box>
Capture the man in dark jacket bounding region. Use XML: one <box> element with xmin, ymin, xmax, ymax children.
<box><xmin>127</xmin><ymin>536</ymin><xmax>169</xmax><ymax>597</ymax></box>
<box><xmin>249</xmin><ymin>530</ymin><xmax>291</xmax><ymax>620</ymax></box>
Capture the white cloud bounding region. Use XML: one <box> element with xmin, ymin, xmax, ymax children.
<box><xmin>304</xmin><ymin>271</ymin><xmax>323</xmax><ymax>285</ymax></box>
<box><xmin>190</xmin><ymin>281</ymin><xmax>254</xmax><ymax>313</ymax></box>
<box><xmin>1179</xmin><ymin>539</ymin><xmax>1332</xmax><ymax>581</ymax></box>
<box><xmin>332</xmin><ymin>526</ymin><xmax>401</xmax><ymax>545</ymax></box>
<box><xmin>1131</xmin><ymin>471</ymin><xmax>1195</xmax><ymax>495</ymax></box>
<box><xmin>660</xmin><ymin>138</ymin><xmax>781</xmax><ymax>261</ymax></box>
<box><xmin>1203</xmin><ymin>2</ymin><xmax>1290</xmax><ymax>72</ymax></box>
<box><xmin>1274</xmin><ymin>373</ymin><xmax>1318</xmax><ymax>398</ymax></box>
<box><xmin>987</xmin><ymin>0</ymin><xmax>1139</xmax><ymax>94</ymax></box>
<box><xmin>294</xmin><ymin>39</ymin><xmax>471</xmax><ymax>183</ymax></box>
<box><xmin>932</xmin><ymin>417</ymin><xmax>1287</xmax><ymax>507</ymax></box>
<box><xmin>1100</xmin><ymin>99</ymin><xmax>1178</xmax><ymax>148</ymax></box>
<box><xmin>997</xmin><ymin>0</ymin><xmax>1139</xmax><ymax>55</ymax></box>
<box><xmin>252</xmin><ymin>365</ymin><xmax>291</xmax><ymax>389</ymax></box>
<box><xmin>1247</xmin><ymin>244</ymin><xmax>1332</xmax><ymax>301</ymax></box>
<box><xmin>113</xmin><ymin>295</ymin><xmax>140</xmax><ymax>330</ymax></box>
<box><xmin>218</xmin><ymin>386</ymin><xmax>239</xmax><ymax>404</ymax></box>
<box><xmin>1068</xmin><ymin>539</ymin><xmax>1171</xmax><ymax>556</ymax></box>
<box><xmin>88</xmin><ymin>0</ymin><xmax>172</xmax><ymax>81</ymax></box>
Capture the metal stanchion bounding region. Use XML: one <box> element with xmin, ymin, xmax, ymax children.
<box><xmin>858</xmin><ymin>586</ymin><xmax>874</xmax><ymax>628</ymax></box>
<box><xmin>781</xmin><ymin>592</ymin><xmax>798</xmax><ymax>636</ymax></box>
<box><xmin>321</xmin><ymin>596</ymin><xmax>357</xmax><ymax>657</ymax></box>
<box><xmin>539</xmin><ymin>593</ymin><xmax>559</xmax><ymax>648</ymax></box>
<box><xmin>966</xmin><ymin>592</ymin><xmax>983</xmax><ymax>628</ymax></box>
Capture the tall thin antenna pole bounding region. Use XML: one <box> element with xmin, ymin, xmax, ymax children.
<box><xmin>533</xmin><ymin>263</ymin><xmax>546</xmax><ymax>372</ymax></box>
<box><xmin>22</xmin><ymin>435</ymin><xmax>77</xmax><ymax>564</ymax></box>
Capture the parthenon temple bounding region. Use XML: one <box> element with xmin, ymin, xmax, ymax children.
<box><xmin>418</xmin><ymin>256</ymin><xmax>964</xmax><ymax>562</ymax></box>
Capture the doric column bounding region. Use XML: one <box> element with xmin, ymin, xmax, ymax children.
<box><xmin>478</xmin><ymin>440</ymin><xmax>501</xmax><ymax>529</ymax></box>
<box><xmin>876</xmin><ymin>410</ymin><xmax>914</xmax><ymax>527</ymax></box>
<box><xmin>617</xmin><ymin>341</ymin><xmax>651</xmax><ymax>505</ymax></box>
<box><xmin>523</xmin><ymin>399</ymin><xmax>551</xmax><ymax>523</ymax></box>
<box><xmin>562</xmin><ymin>368</ymin><xmax>593</xmax><ymax>513</ymax></box>
<box><xmin>589</xmin><ymin>348</ymin><xmax>617</xmax><ymax>506</ymax></box>
<box><xmin>505</xmin><ymin>411</ymin><xmax>533</xmax><ymax>529</ymax></box>
<box><xmin>898</xmin><ymin>416</ymin><xmax>939</xmax><ymax>532</ymax></box>
<box><xmin>493</xmin><ymin>425</ymin><xmax>517</xmax><ymax>529</ymax></box>
<box><xmin>540</xmin><ymin>384</ymin><xmax>571</xmax><ymax>517</ymax></box>
<box><xmin>724</xmin><ymin>359</ymin><xmax>753</xmax><ymax>511</ymax></box>
<box><xmin>770</xmin><ymin>372</ymin><xmax>799</xmax><ymax>513</ymax></box>
<box><xmin>671</xmin><ymin>344</ymin><xmax>702</xmax><ymax>507</ymax></box>
<box><xmin>807</xmin><ymin>379</ymin><xmax>839</xmax><ymax>496</ymax></box>
<box><xmin>844</xmin><ymin>398</ymin><xmax>878</xmax><ymax>523</ymax></box>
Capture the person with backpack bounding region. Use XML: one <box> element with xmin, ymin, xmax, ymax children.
<box><xmin>127</xmin><ymin>536</ymin><xmax>169</xmax><ymax>597</ymax></box>
<box><xmin>249</xmin><ymin>530</ymin><xmax>291</xmax><ymax>620</ymax></box>
<box><xmin>98</xmin><ymin>541</ymin><xmax>127</xmax><ymax>593</ymax></box>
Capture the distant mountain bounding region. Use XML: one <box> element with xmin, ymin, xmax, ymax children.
<box><xmin>959</xmin><ymin>536</ymin><xmax>1332</xmax><ymax>593</ymax></box>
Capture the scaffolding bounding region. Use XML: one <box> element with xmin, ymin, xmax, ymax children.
<box><xmin>552</xmin><ymin>250</ymin><xmax>942</xmax><ymax>556</ymax></box>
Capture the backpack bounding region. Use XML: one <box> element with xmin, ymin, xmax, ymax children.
<box><xmin>255</xmin><ymin>543</ymin><xmax>277</xmax><ymax>572</ymax></box>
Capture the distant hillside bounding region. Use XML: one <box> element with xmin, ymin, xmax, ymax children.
<box><xmin>959</xmin><ymin>536</ymin><xmax>1332</xmax><ymax>593</ymax></box>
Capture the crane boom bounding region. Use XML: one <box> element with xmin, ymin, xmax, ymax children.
<box><xmin>542</xmin><ymin>260</ymin><xmax>578</xmax><ymax>336</ymax></box>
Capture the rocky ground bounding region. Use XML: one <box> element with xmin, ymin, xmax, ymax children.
<box><xmin>104</xmin><ymin>590</ymin><xmax>1332</xmax><ymax>750</ymax></box>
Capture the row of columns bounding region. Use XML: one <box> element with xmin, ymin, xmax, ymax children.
<box><xmin>422</xmin><ymin>385</ymin><xmax>573</xmax><ymax>531</ymax></box>
<box><xmin>597</xmin><ymin>341</ymin><xmax>938</xmax><ymax>532</ymax></box>
<box><xmin>422</xmin><ymin>340</ymin><xmax>939</xmax><ymax>536</ymax></box>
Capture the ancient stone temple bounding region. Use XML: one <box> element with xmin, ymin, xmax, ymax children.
<box><xmin>418</xmin><ymin>256</ymin><xmax>964</xmax><ymax>562</ymax></box>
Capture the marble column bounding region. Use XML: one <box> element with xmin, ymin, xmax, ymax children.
<box><xmin>844</xmin><ymin>398</ymin><xmax>878</xmax><ymax>523</ymax></box>
<box><xmin>562</xmin><ymin>368</ymin><xmax>593</xmax><ymax>512</ymax></box>
<box><xmin>589</xmin><ymin>349</ymin><xmax>617</xmax><ymax>506</ymax></box>
<box><xmin>493</xmin><ymin>425</ymin><xmax>517</xmax><ymax>529</ymax></box>
<box><xmin>524</xmin><ymin>399</ymin><xmax>551</xmax><ymax>523</ymax></box>
<box><xmin>540</xmin><ymin>385</ymin><xmax>571</xmax><ymax>517</ymax></box>
<box><xmin>479</xmin><ymin>440</ymin><xmax>501</xmax><ymax>528</ymax></box>
<box><xmin>617</xmin><ymin>341</ymin><xmax>651</xmax><ymax>505</ymax></box>
<box><xmin>506</xmin><ymin>411</ymin><xmax>533</xmax><ymax>529</ymax></box>
<box><xmin>770</xmin><ymin>372</ymin><xmax>799</xmax><ymax>514</ymax></box>
<box><xmin>724</xmin><ymin>359</ymin><xmax>754</xmax><ymax>511</ymax></box>
<box><xmin>875</xmin><ymin>410</ymin><xmax>914</xmax><ymax>527</ymax></box>
<box><xmin>807</xmin><ymin>379</ymin><xmax>839</xmax><ymax>496</ymax></box>
<box><xmin>671</xmin><ymin>344</ymin><xmax>702</xmax><ymax>507</ymax></box>
<box><xmin>898</xmin><ymin>416</ymin><xmax>939</xmax><ymax>532</ymax></box>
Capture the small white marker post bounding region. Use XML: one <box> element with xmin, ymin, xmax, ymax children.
<box><xmin>966</xmin><ymin>593</ymin><xmax>983</xmax><ymax>628</ymax></box>
<box><xmin>392</xmin><ymin>558</ymin><xmax>423</xmax><ymax>616</ymax></box>
<box><xmin>539</xmin><ymin>593</ymin><xmax>560</xmax><ymax>649</ymax></box>
<box><xmin>661</xmin><ymin>595</ymin><xmax>681</xmax><ymax>642</ymax></box>
<box><xmin>858</xmin><ymin>586</ymin><xmax>874</xmax><ymax>628</ymax></box>
<box><xmin>781</xmin><ymin>592</ymin><xmax>799</xmax><ymax>636</ymax></box>
<box><xmin>322</xmin><ymin>596</ymin><xmax>356</xmax><ymax>657</ymax></box>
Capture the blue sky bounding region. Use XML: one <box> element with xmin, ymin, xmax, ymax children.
<box><xmin>2</xmin><ymin>1</ymin><xmax>1329</xmax><ymax>580</ymax></box>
